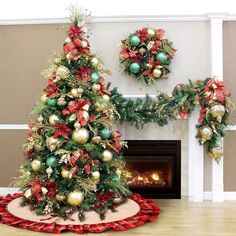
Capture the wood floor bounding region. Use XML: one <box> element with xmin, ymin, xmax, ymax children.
<box><xmin>1</xmin><ymin>198</ymin><xmax>236</xmax><ymax>236</ymax></box>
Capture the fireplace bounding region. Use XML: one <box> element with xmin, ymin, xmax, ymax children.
<box><xmin>123</xmin><ymin>140</ymin><xmax>181</xmax><ymax>199</ymax></box>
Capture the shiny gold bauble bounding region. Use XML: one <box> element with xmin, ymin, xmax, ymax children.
<box><xmin>56</xmin><ymin>194</ymin><xmax>66</xmax><ymax>202</ymax></box>
<box><xmin>31</xmin><ymin>159</ymin><xmax>41</xmax><ymax>171</ymax></box>
<box><xmin>147</xmin><ymin>28</ymin><xmax>156</xmax><ymax>37</ymax></box>
<box><xmin>102</xmin><ymin>94</ymin><xmax>110</xmax><ymax>102</ymax></box>
<box><xmin>46</xmin><ymin>167</ymin><xmax>53</xmax><ymax>178</ymax></box>
<box><xmin>152</xmin><ymin>68</ymin><xmax>162</xmax><ymax>78</ymax></box>
<box><xmin>71</xmin><ymin>88</ymin><xmax>80</xmax><ymax>97</ymax></box>
<box><xmin>56</xmin><ymin>65</ymin><xmax>70</xmax><ymax>79</ymax></box>
<box><xmin>91</xmin><ymin>57</ymin><xmax>99</xmax><ymax>67</ymax></box>
<box><xmin>67</xmin><ymin>191</ymin><xmax>84</xmax><ymax>206</ymax></box>
<box><xmin>49</xmin><ymin>114</ymin><xmax>59</xmax><ymax>126</ymax></box>
<box><xmin>198</xmin><ymin>126</ymin><xmax>213</xmax><ymax>144</ymax></box>
<box><xmin>40</xmin><ymin>93</ymin><xmax>48</xmax><ymax>104</ymax></box>
<box><xmin>61</xmin><ymin>168</ymin><xmax>70</xmax><ymax>178</ymax></box>
<box><xmin>91</xmin><ymin>171</ymin><xmax>100</xmax><ymax>180</ymax></box>
<box><xmin>24</xmin><ymin>188</ymin><xmax>32</xmax><ymax>198</ymax></box>
<box><xmin>72</xmin><ymin>128</ymin><xmax>89</xmax><ymax>144</ymax></box>
<box><xmin>210</xmin><ymin>104</ymin><xmax>226</xmax><ymax>118</ymax></box>
<box><xmin>102</xmin><ymin>150</ymin><xmax>113</xmax><ymax>162</ymax></box>
<box><xmin>113</xmin><ymin>197</ymin><xmax>124</xmax><ymax>204</ymax></box>
<box><xmin>34</xmin><ymin>143</ymin><xmax>43</xmax><ymax>152</ymax></box>
<box><xmin>208</xmin><ymin>146</ymin><xmax>223</xmax><ymax>161</ymax></box>
<box><xmin>41</xmin><ymin>187</ymin><xmax>48</xmax><ymax>195</ymax></box>
<box><xmin>116</xmin><ymin>169</ymin><xmax>122</xmax><ymax>176</ymax></box>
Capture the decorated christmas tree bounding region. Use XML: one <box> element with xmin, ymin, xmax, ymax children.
<box><xmin>14</xmin><ymin>9</ymin><xmax>130</xmax><ymax>220</ymax></box>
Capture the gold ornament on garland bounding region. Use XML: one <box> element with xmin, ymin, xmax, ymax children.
<box><xmin>91</xmin><ymin>171</ymin><xmax>100</xmax><ymax>181</ymax></box>
<box><xmin>208</xmin><ymin>146</ymin><xmax>223</xmax><ymax>162</ymax></box>
<box><xmin>31</xmin><ymin>159</ymin><xmax>41</xmax><ymax>171</ymax></box>
<box><xmin>55</xmin><ymin>194</ymin><xmax>66</xmax><ymax>202</ymax></box>
<box><xmin>72</xmin><ymin>128</ymin><xmax>89</xmax><ymax>144</ymax></box>
<box><xmin>40</xmin><ymin>93</ymin><xmax>48</xmax><ymax>104</ymax></box>
<box><xmin>56</xmin><ymin>65</ymin><xmax>70</xmax><ymax>79</ymax></box>
<box><xmin>67</xmin><ymin>191</ymin><xmax>84</xmax><ymax>206</ymax></box>
<box><xmin>61</xmin><ymin>168</ymin><xmax>70</xmax><ymax>178</ymax></box>
<box><xmin>46</xmin><ymin>167</ymin><xmax>53</xmax><ymax>178</ymax></box>
<box><xmin>102</xmin><ymin>150</ymin><xmax>113</xmax><ymax>162</ymax></box>
<box><xmin>91</xmin><ymin>57</ymin><xmax>99</xmax><ymax>67</ymax></box>
<box><xmin>49</xmin><ymin>114</ymin><xmax>59</xmax><ymax>126</ymax></box>
<box><xmin>197</xmin><ymin>126</ymin><xmax>213</xmax><ymax>144</ymax></box>
<box><xmin>152</xmin><ymin>68</ymin><xmax>162</xmax><ymax>78</ymax></box>
<box><xmin>147</xmin><ymin>28</ymin><xmax>156</xmax><ymax>37</ymax></box>
<box><xmin>210</xmin><ymin>104</ymin><xmax>226</xmax><ymax>122</ymax></box>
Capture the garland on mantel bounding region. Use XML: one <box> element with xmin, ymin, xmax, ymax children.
<box><xmin>108</xmin><ymin>77</ymin><xmax>233</xmax><ymax>162</ymax></box>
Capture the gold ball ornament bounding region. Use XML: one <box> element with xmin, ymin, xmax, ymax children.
<box><xmin>91</xmin><ymin>171</ymin><xmax>100</xmax><ymax>181</ymax></box>
<box><xmin>70</xmin><ymin>88</ymin><xmax>80</xmax><ymax>97</ymax></box>
<box><xmin>116</xmin><ymin>169</ymin><xmax>122</xmax><ymax>177</ymax></box>
<box><xmin>210</xmin><ymin>104</ymin><xmax>226</xmax><ymax>118</ymax></box>
<box><xmin>67</xmin><ymin>191</ymin><xmax>84</xmax><ymax>206</ymax></box>
<box><xmin>102</xmin><ymin>94</ymin><xmax>110</xmax><ymax>102</ymax></box>
<box><xmin>56</xmin><ymin>194</ymin><xmax>66</xmax><ymax>202</ymax></box>
<box><xmin>152</xmin><ymin>68</ymin><xmax>162</xmax><ymax>78</ymax></box>
<box><xmin>49</xmin><ymin>114</ymin><xmax>59</xmax><ymax>126</ymax></box>
<box><xmin>56</xmin><ymin>65</ymin><xmax>70</xmax><ymax>79</ymax></box>
<box><xmin>198</xmin><ymin>126</ymin><xmax>213</xmax><ymax>144</ymax></box>
<box><xmin>46</xmin><ymin>167</ymin><xmax>53</xmax><ymax>178</ymax></box>
<box><xmin>31</xmin><ymin>159</ymin><xmax>41</xmax><ymax>171</ymax></box>
<box><xmin>61</xmin><ymin>168</ymin><xmax>70</xmax><ymax>178</ymax></box>
<box><xmin>72</xmin><ymin>128</ymin><xmax>89</xmax><ymax>144</ymax></box>
<box><xmin>147</xmin><ymin>28</ymin><xmax>156</xmax><ymax>37</ymax></box>
<box><xmin>24</xmin><ymin>189</ymin><xmax>32</xmax><ymax>198</ymax></box>
<box><xmin>102</xmin><ymin>150</ymin><xmax>113</xmax><ymax>162</ymax></box>
<box><xmin>91</xmin><ymin>57</ymin><xmax>99</xmax><ymax>67</ymax></box>
<box><xmin>40</xmin><ymin>93</ymin><xmax>48</xmax><ymax>104</ymax></box>
<box><xmin>208</xmin><ymin>146</ymin><xmax>223</xmax><ymax>161</ymax></box>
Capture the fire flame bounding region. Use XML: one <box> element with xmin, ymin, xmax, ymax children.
<box><xmin>151</xmin><ymin>173</ymin><xmax>160</xmax><ymax>181</ymax></box>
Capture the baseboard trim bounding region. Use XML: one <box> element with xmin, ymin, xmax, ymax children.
<box><xmin>0</xmin><ymin>187</ymin><xmax>20</xmax><ymax>196</ymax></box>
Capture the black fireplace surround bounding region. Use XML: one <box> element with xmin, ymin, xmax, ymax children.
<box><xmin>123</xmin><ymin>140</ymin><xmax>181</xmax><ymax>199</ymax></box>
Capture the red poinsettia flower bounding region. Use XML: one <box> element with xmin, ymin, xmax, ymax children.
<box><xmin>76</xmin><ymin>68</ymin><xmax>92</xmax><ymax>80</ymax></box>
<box><xmin>54</xmin><ymin>122</ymin><xmax>71</xmax><ymax>139</ymax></box>
<box><xmin>29</xmin><ymin>180</ymin><xmax>42</xmax><ymax>202</ymax></box>
<box><xmin>112</xmin><ymin>131</ymin><xmax>123</xmax><ymax>152</ymax></box>
<box><xmin>44</xmin><ymin>180</ymin><xmax>58</xmax><ymax>198</ymax></box>
<box><xmin>95</xmin><ymin>192</ymin><xmax>115</xmax><ymax>208</ymax></box>
<box><xmin>136</xmin><ymin>28</ymin><xmax>150</xmax><ymax>43</ymax></box>
<box><xmin>44</xmin><ymin>78</ymin><xmax>59</xmax><ymax>97</ymax></box>
<box><xmin>67</xmin><ymin>25</ymin><xmax>85</xmax><ymax>39</ymax></box>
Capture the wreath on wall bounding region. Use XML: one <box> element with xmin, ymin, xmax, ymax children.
<box><xmin>109</xmin><ymin>77</ymin><xmax>233</xmax><ymax>162</ymax></box>
<box><xmin>119</xmin><ymin>27</ymin><xmax>176</xmax><ymax>85</ymax></box>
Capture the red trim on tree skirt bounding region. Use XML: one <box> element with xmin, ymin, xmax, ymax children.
<box><xmin>0</xmin><ymin>193</ymin><xmax>160</xmax><ymax>234</ymax></box>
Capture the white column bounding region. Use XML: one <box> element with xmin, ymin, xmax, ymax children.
<box><xmin>209</xmin><ymin>14</ymin><xmax>226</xmax><ymax>202</ymax></box>
<box><xmin>188</xmin><ymin>106</ymin><xmax>204</xmax><ymax>201</ymax></box>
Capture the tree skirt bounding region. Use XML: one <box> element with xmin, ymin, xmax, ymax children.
<box><xmin>0</xmin><ymin>193</ymin><xmax>160</xmax><ymax>234</ymax></box>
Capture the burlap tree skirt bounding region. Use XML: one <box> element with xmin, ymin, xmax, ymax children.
<box><xmin>0</xmin><ymin>193</ymin><xmax>160</xmax><ymax>233</ymax></box>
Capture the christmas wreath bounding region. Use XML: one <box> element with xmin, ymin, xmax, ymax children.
<box><xmin>119</xmin><ymin>27</ymin><xmax>176</xmax><ymax>85</ymax></box>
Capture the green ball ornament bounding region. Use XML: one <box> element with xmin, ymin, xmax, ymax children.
<box><xmin>112</xmin><ymin>176</ymin><xmax>120</xmax><ymax>182</ymax></box>
<box><xmin>129</xmin><ymin>62</ymin><xmax>141</xmax><ymax>74</ymax></box>
<box><xmin>90</xmin><ymin>72</ymin><xmax>100</xmax><ymax>83</ymax></box>
<box><xmin>46</xmin><ymin>98</ymin><xmax>57</xmax><ymax>107</ymax></box>
<box><xmin>46</xmin><ymin>155</ymin><xmax>58</xmax><ymax>167</ymax></box>
<box><xmin>155</xmin><ymin>52</ymin><xmax>168</xmax><ymax>64</ymax></box>
<box><xmin>129</xmin><ymin>35</ymin><xmax>141</xmax><ymax>46</ymax></box>
<box><xmin>100</xmin><ymin>127</ymin><xmax>111</xmax><ymax>139</ymax></box>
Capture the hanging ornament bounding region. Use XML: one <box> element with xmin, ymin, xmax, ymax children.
<box><xmin>208</xmin><ymin>146</ymin><xmax>223</xmax><ymax>161</ymax></box>
<box><xmin>40</xmin><ymin>93</ymin><xmax>48</xmax><ymax>104</ymax></box>
<box><xmin>92</xmin><ymin>84</ymin><xmax>101</xmax><ymax>91</ymax></box>
<box><xmin>102</xmin><ymin>94</ymin><xmax>110</xmax><ymax>102</ymax></box>
<box><xmin>152</xmin><ymin>68</ymin><xmax>162</xmax><ymax>78</ymax></box>
<box><xmin>55</xmin><ymin>194</ymin><xmax>66</xmax><ymax>202</ymax></box>
<box><xmin>72</xmin><ymin>128</ymin><xmax>89</xmax><ymax>144</ymax></box>
<box><xmin>56</xmin><ymin>65</ymin><xmax>70</xmax><ymax>79</ymax></box>
<box><xmin>57</xmin><ymin>95</ymin><xmax>67</xmax><ymax>106</ymax></box>
<box><xmin>61</xmin><ymin>168</ymin><xmax>70</xmax><ymax>178</ymax></box>
<box><xmin>69</xmin><ymin>113</ymin><xmax>77</xmax><ymax>122</ymax></box>
<box><xmin>41</xmin><ymin>187</ymin><xmax>48</xmax><ymax>195</ymax></box>
<box><xmin>91</xmin><ymin>57</ymin><xmax>99</xmax><ymax>67</ymax></box>
<box><xmin>102</xmin><ymin>150</ymin><xmax>113</xmax><ymax>162</ymax></box>
<box><xmin>46</xmin><ymin>167</ymin><xmax>53</xmax><ymax>178</ymax></box>
<box><xmin>67</xmin><ymin>191</ymin><xmax>84</xmax><ymax>206</ymax></box>
<box><xmin>46</xmin><ymin>98</ymin><xmax>57</xmax><ymax>107</ymax></box>
<box><xmin>49</xmin><ymin>114</ymin><xmax>59</xmax><ymax>126</ymax></box>
<box><xmin>34</xmin><ymin>143</ymin><xmax>43</xmax><ymax>152</ymax></box>
<box><xmin>147</xmin><ymin>28</ymin><xmax>156</xmax><ymax>37</ymax></box>
<box><xmin>31</xmin><ymin>159</ymin><xmax>41</xmax><ymax>171</ymax></box>
<box><xmin>155</xmin><ymin>52</ymin><xmax>169</xmax><ymax>64</ymax></box>
<box><xmin>100</xmin><ymin>127</ymin><xmax>111</xmax><ymax>139</ymax></box>
<box><xmin>24</xmin><ymin>188</ymin><xmax>32</xmax><ymax>199</ymax></box>
<box><xmin>46</xmin><ymin>137</ymin><xmax>61</xmax><ymax>151</ymax></box>
<box><xmin>129</xmin><ymin>62</ymin><xmax>141</xmax><ymax>74</ymax></box>
<box><xmin>116</xmin><ymin>169</ymin><xmax>122</xmax><ymax>177</ymax></box>
<box><xmin>90</xmin><ymin>71</ymin><xmax>100</xmax><ymax>83</ymax></box>
<box><xmin>74</xmin><ymin>121</ymin><xmax>81</xmax><ymax>129</ymax></box>
<box><xmin>210</xmin><ymin>104</ymin><xmax>226</xmax><ymax>121</ymax></box>
<box><xmin>91</xmin><ymin>171</ymin><xmax>100</xmax><ymax>181</ymax></box>
<box><xmin>92</xmin><ymin>136</ymin><xmax>102</xmax><ymax>144</ymax></box>
<box><xmin>197</xmin><ymin>126</ymin><xmax>213</xmax><ymax>144</ymax></box>
<box><xmin>46</xmin><ymin>155</ymin><xmax>58</xmax><ymax>167</ymax></box>
<box><xmin>129</xmin><ymin>35</ymin><xmax>141</xmax><ymax>46</ymax></box>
